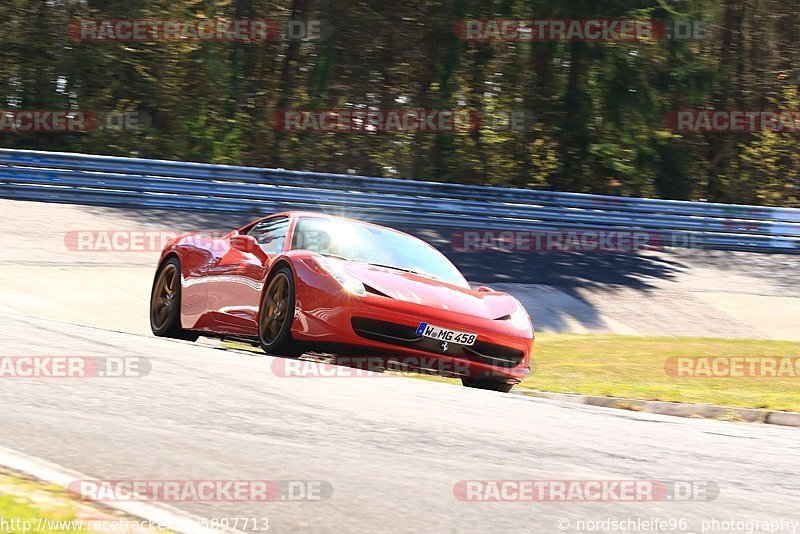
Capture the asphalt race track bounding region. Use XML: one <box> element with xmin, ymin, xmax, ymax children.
<box><xmin>1</xmin><ymin>199</ymin><xmax>798</xmax><ymax>339</ymax></box>
<box><xmin>1</xmin><ymin>311</ymin><xmax>799</xmax><ymax>533</ymax></box>
<box><xmin>0</xmin><ymin>199</ymin><xmax>799</xmax><ymax>533</ymax></box>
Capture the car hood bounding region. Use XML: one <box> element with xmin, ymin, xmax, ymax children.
<box><xmin>339</xmin><ymin>261</ymin><xmax>517</xmax><ymax>320</ymax></box>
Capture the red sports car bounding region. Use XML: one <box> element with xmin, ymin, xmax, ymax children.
<box><xmin>150</xmin><ymin>212</ymin><xmax>534</xmax><ymax>391</ymax></box>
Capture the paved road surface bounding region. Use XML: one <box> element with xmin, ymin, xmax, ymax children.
<box><xmin>1</xmin><ymin>199</ymin><xmax>799</xmax><ymax>339</ymax></box>
<box><xmin>0</xmin><ymin>312</ymin><xmax>798</xmax><ymax>533</ymax></box>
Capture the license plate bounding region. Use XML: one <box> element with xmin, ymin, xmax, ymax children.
<box><xmin>416</xmin><ymin>322</ymin><xmax>477</xmax><ymax>346</ymax></box>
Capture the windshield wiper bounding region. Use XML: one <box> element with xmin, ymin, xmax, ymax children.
<box><xmin>318</xmin><ymin>252</ymin><xmax>350</xmax><ymax>261</ymax></box>
<box><xmin>366</xmin><ymin>262</ymin><xmax>439</xmax><ymax>279</ymax></box>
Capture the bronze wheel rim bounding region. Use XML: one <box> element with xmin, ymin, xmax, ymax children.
<box><xmin>151</xmin><ymin>264</ymin><xmax>178</xmax><ymax>330</ymax></box>
<box><xmin>260</xmin><ymin>273</ymin><xmax>290</xmax><ymax>344</ymax></box>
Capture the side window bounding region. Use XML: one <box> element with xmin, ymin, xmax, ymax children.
<box><xmin>246</xmin><ymin>217</ymin><xmax>289</xmax><ymax>254</ymax></box>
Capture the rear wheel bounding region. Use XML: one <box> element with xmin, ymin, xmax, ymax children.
<box><xmin>258</xmin><ymin>266</ymin><xmax>304</xmax><ymax>357</ymax></box>
<box><xmin>150</xmin><ymin>257</ymin><xmax>199</xmax><ymax>341</ymax></box>
<box><xmin>461</xmin><ymin>377</ymin><xmax>516</xmax><ymax>393</ymax></box>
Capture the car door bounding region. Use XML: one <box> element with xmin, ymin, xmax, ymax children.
<box><xmin>201</xmin><ymin>216</ymin><xmax>290</xmax><ymax>335</ymax></box>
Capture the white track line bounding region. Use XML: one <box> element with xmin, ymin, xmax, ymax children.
<box><xmin>0</xmin><ymin>445</ymin><xmax>242</xmax><ymax>534</ymax></box>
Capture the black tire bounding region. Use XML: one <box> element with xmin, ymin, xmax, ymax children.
<box><xmin>258</xmin><ymin>265</ymin><xmax>304</xmax><ymax>357</ymax></box>
<box><xmin>150</xmin><ymin>257</ymin><xmax>199</xmax><ymax>341</ymax></box>
<box><xmin>461</xmin><ymin>377</ymin><xmax>516</xmax><ymax>393</ymax></box>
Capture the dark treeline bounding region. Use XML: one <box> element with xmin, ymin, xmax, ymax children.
<box><xmin>1</xmin><ymin>0</ymin><xmax>799</xmax><ymax>206</ymax></box>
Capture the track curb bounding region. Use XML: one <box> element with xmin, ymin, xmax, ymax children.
<box><xmin>516</xmin><ymin>390</ymin><xmax>800</xmax><ymax>427</ymax></box>
<box><xmin>0</xmin><ymin>446</ymin><xmax>243</xmax><ymax>534</ymax></box>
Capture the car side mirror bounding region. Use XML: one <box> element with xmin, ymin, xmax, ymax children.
<box><xmin>230</xmin><ymin>234</ymin><xmax>269</xmax><ymax>263</ymax></box>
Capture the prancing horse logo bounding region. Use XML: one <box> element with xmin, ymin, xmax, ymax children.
<box><xmin>441</xmin><ymin>341</ymin><xmax>449</xmax><ymax>352</ymax></box>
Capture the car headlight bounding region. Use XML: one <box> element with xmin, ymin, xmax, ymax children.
<box><xmin>509</xmin><ymin>300</ymin><xmax>531</xmax><ymax>330</ymax></box>
<box><xmin>315</xmin><ymin>256</ymin><xmax>367</xmax><ymax>297</ymax></box>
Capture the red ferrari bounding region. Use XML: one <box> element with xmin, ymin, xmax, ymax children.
<box><xmin>150</xmin><ymin>212</ymin><xmax>534</xmax><ymax>391</ymax></box>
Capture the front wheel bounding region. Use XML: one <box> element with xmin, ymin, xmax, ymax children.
<box><xmin>258</xmin><ymin>266</ymin><xmax>304</xmax><ymax>357</ymax></box>
<box><xmin>461</xmin><ymin>377</ymin><xmax>516</xmax><ymax>393</ymax></box>
<box><xmin>150</xmin><ymin>257</ymin><xmax>199</xmax><ymax>341</ymax></box>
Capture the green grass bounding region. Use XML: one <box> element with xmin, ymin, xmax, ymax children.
<box><xmin>222</xmin><ymin>335</ymin><xmax>800</xmax><ymax>412</ymax></box>
<box><xmin>517</xmin><ymin>333</ymin><xmax>800</xmax><ymax>412</ymax></box>
<box><xmin>0</xmin><ymin>474</ymin><xmax>89</xmax><ymax>533</ymax></box>
<box><xmin>0</xmin><ymin>472</ymin><xmax>169</xmax><ymax>533</ymax></box>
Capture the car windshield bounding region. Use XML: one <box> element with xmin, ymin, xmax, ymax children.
<box><xmin>292</xmin><ymin>217</ymin><xmax>468</xmax><ymax>287</ymax></box>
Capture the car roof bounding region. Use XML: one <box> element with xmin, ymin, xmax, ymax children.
<box><xmin>243</xmin><ymin>211</ymin><xmax>466</xmax><ymax>284</ymax></box>
<box><xmin>250</xmin><ymin>211</ymin><xmax>399</xmax><ymax>233</ymax></box>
